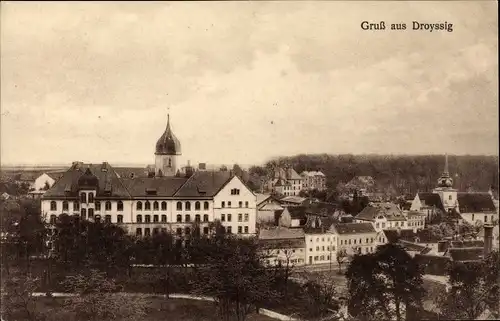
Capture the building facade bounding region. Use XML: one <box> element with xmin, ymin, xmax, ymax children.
<box><xmin>301</xmin><ymin>171</ymin><xmax>327</xmax><ymax>191</ymax></box>
<box><xmin>41</xmin><ymin>116</ymin><xmax>258</xmax><ymax>237</ymax></box>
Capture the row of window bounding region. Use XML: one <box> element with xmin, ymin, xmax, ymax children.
<box><xmin>309</xmin><ymin>245</ymin><xmax>337</xmax><ymax>252</ymax></box>
<box><xmin>137</xmin><ymin>214</ymin><xmax>210</xmax><ymax>223</ymax></box>
<box><xmin>309</xmin><ymin>236</ymin><xmax>336</xmax><ymax>243</ymax></box>
<box><xmin>51</xmin><ymin>201</ymin><xmax>122</xmax><ymax>212</ymax></box>
<box><xmin>139</xmin><ymin>201</ymin><xmax>211</xmax><ymax>211</ymax></box>
<box><xmin>80</xmin><ymin>192</ymin><xmax>94</xmax><ymax>203</ymax></box>
<box><xmin>220</xmin><ymin>213</ymin><xmax>249</xmax><ymax>222</ymax></box>
<box><xmin>49</xmin><ymin>213</ymin><xmax>122</xmax><ymax>224</ymax></box>
<box><xmin>135</xmin><ymin>225</ymin><xmax>250</xmax><ymax>237</ymax></box>
<box><xmin>221</xmin><ymin>201</ymin><xmax>249</xmax><ymax>208</ymax></box>
<box><xmin>269</xmin><ymin>248</ymin><xmax>304</xmax><ymax>255</ymax></box>
<box><xmin>340</xmin><ymin>238</ymin><xmax>374</xmax><ymax>245</ymax></box>
<box><xmin>408</xmin><ymin>221</ymin><xmax>424</xmax><ymax>227</ymax></box>
<box><xmin>266</xmin><ymin>258</ymin><xmax>304</xmax><ymax>265</ymax></box>
<box><xmin>375</xmin><ymin>221</ymin><xmax>406</xmax><ymax>229</ymax></box>
<box><xmin>230</xmin><ymin>188</ymin><xmax>240</xmax><ymax>195</ymax></box>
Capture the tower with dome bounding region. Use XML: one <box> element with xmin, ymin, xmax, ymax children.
<box><xmin>432</xmin><ymin>154</ymin><xmax>458</xmax><ymax>212</ymax></box>
<box><xmin>154</xmin><ymin>114</ymin><xmax>181</xmax><ymax>177</ymax></box>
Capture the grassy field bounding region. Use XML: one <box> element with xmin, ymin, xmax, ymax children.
<box><xmin>31</xmin><ymin>297</ymin><xmax>276</xmax><ymax>321</ymax></box>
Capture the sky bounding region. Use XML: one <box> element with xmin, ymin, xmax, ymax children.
<box><xmin>1</xmin><ymin>1</ymin><xmax>498</xmax><ymax>167</ymax></box>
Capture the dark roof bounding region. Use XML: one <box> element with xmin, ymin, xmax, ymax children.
<box><xmin>304</xmin><ymin>216</ymin><xmax>335</xmax><ymax>233</ymax></box>
<box><xmin>173</xmin><ymin>171</ymin><xmax>233</xmax><ymax>198</ymax></box>
<box><xmin>399</xmin><ymin>240</ymin><xmax>433</xmax><ymax>254</ymax></box>
<box><xmin>43</xmin><ymin>163</ymin><xmax>131</xmax><ymax>199</ymax></box>
<box><xmin>417</xmin><ymin>193</ymin><xmax>445</xmax><ymax>212</ymax></box>
<box><xmin>121</xmin><ymin>177</ymin><xmax>188</xmax><ymax>198</ymax></box>
<box><xmin>457</xmin><ymin>193</ymin><xmax>496</xmax><ymax>213</ymax></box>
<box><xmin>260</xmin><ymin>238</ymin><xmax>305</xmax><ymax>249</ymax></box>
<box><xmin>305</xmin><ymin>202</ymin><xmax>337</xmax><ymax>216</ymax></box>
<box><xmin>449</xmin><ymin>240</ymin><xmax>484</xmax><ymax>248</ymax></box>
<box><xmin>356</xmin><ymin>203</ymin><xmax>406</xmax><ymax>221</ymax></box>
<box><xmin>333</xmin><ymin>222</ymin><xmax>376</xmax><ymax>235</ymax></box>
<box><xmin>414</xmin><ymin>254</ymin><xmax>451</xmax><ymax>276</ymax></box>
<box><xmin>384</xmin><ymin>228</ymin><xmax>443</xmax><ymax>244</ymax></box>
<box><xmin>448</xmin><ymin>247</ymin><xmax>484</xmax><ymax>262</ymax></box>
<box><xmin>286</xmin><ymin>206</ymin><xmax>308</xmax><ymax>220</ymax></box>
<box><xmin>114</xmin><ymin>167</ymin><xmax>149</xmax><ymax>179</ymax></box>
<box><xmin>155</xmin><ymin>115</ymin><xmax>181</xmax><ymax>155</ymax></box>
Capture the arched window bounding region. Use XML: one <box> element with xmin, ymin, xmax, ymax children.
<box><xmin>195</xmin><ymin>201</ymin><xmax>201</xmax><ymax>210</ymax></box>
<box><xmin>161</xmin><ymin>215</ymin><xmax>167</xmax><ymax>222</ymax></box>
<box><xmin>185</xmin><ymin>202</ymin><xmax>191</xmax><ymax>211</ymax></box>
<box><xmin>95</xmin><ymin>201</ymin><xmax>101</xmax><ymax>211</ymax></box>
<box><xmin>136</xmin><ymin>201</ymin><xmax>142</xmax><ymax>211</ymax></box>
<box><xmin>176</xmin><ymin>214</ymin><xmax>182</xmax><ymax>222</ymax></box>
<box><xmin>105</xmin><ymin>201</ymin><xmax>112</xmax><ymax>211</ymax></box>
<box><xmin>161</xmin><ymin>201</ymin><xmax>167</xmax><ymax>211</ymax></box>
<box><xmin>73</xmin><ymin>202</ymin><xmax>80</xmax><ymax>211</ymax></box>
<box><xmin>195</xmin><ymin>214</ymin><xmax>201</xmax><ymax>222</ymax></box>
<box><xmin>88</xmin><ymin>193</ymin><xmax>94</xmax><ymax>203</ymax></box>
<box><xmin>145</xmin><ymin>215</ymin><xmax>151</xmax><ymax>223</ymax></box>
<box><xmin>136</xmin><ymin>215</ymin><xmax>142</xmax><ymax>223</ymax></box>
<box><xmin>62</xmin><ymin>201</ymin><xmax>69</xmax><ymax>211</ymax></box>
<box><xmin>117</xmin><ymin>201</ymin><xmax>123</xmax><ymax>211</ymax></box>
<box><xmin>105</xmin><ymin>215</ymin><xmax>112</xmax><ymax>223</ymax></box>
<box><xmin>177</xmin><ymin>202</ymin><xmax>182</xmax><ymax>211</ymax></box>
<box><xmin>203</xmin><ymin>214</ymin><xmax>209</xmax><ymax>222</ymax></box>
<box><xmin>50</xmin><ymin>215</ymin><xmax>57</xmax><ymax>224</ymax></box>
<box><xmin>117</xmin><ymin>215</ymin><xmax>123</xmax><ymax>223</ymax></box>
<box><xmin>153</xmin><ymin>215</ymin><xmax>159</xmax><ymax>223</ymax></box>
<box><xmin>94</xmin><ymin>215</ymin><xmax>101</xmax><ymax>223</ymax></box>
<box><xmin>204</xmin><ymin>202</ymin><xmax>209</xmax><ymax>210</ymax></box>
<box><xmin>80</xmin><ymin>193</ymin><xmax>87</xmax><ymax>203</ymax></box>
<box><xmin>145</xmin><ymin>201</ymin><xmax>151</xmax><ymax>211</ymax></box>
<box><xmin>81</xmin><ymin>208</ymin><xmax>87</xmax><ymax>219</ymax></box>
<box><xmin>153</xmin><ymin>201</ymin><xmax>159</xmax><ymax>211</ymax></box>
<box><xmin>185</xmin><ymin>227</ymin><xmax>191</xmax><ymax>235</ymax></box>
<box><xmin>185</xmin><ymin>214</ymin><xmax>191</xmax><ymax>222</ymax></box>
<box><xmin>50</xmin><ymin>201</ymin><xmax>57</xmax><ymax>211</ymax></box>
<box><xmin>88</xmin><ymin>208</ymin><xmax>94</xmax><ymax>218</ymax></box>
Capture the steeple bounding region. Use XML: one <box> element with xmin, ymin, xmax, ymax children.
<box><xmin>154</xmin><ymin>113</ymin><xmax>181</xmax><ymax>177</ymax></box>
<box><xmin>443</xmin><ymin>153</ymin><xmax>449</xmax><ymax>175</ymax></box>
<box><xmin>437</xmin><ymin>153</ymin><xmax>453</xmax><ymax>188</ymax></box>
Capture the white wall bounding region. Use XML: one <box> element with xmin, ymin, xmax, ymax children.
<box><xmin>305</xmin><ymin>232</ymin><xmax>337</xmax><ymax>265</ymax></box>
<box><xmin>33</xmin><ymin>173</ymin><xmax>55</xmax><ymax>191</ymax></box>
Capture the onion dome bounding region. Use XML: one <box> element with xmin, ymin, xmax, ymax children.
<box><xmin>78</xmin><ymin>167</ymin><xmax>99</xmax><ymax>189</ymax></box>
<box><xmin>437</xmin><ymin>154</ymin><xmax>453</xmax><ymax>188</ymax></box>
<box><xmin>155</xmin><ymin>114</ymin><xmax>181</xmax><ymax>155</ymax></box>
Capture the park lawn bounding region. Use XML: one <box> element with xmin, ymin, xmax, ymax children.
<box><xmin>34</xmin><ymin>297</ymin><xmax>276</xmax><ymax>321</ymax></box>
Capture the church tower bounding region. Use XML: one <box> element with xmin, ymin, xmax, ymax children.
<box><xmin>154</xmin><ymin>114</ymin><xmax>181</xmax><ymax>177</ymax></box>
<box><xmin>433</xmin><ymin>154</ymin><xmax>458</xmax><ymax>211</ymax></box>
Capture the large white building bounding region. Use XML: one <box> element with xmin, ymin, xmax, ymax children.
<box><xmin>41</xmin><ymin>115</ymin><xmax>258</xmax><ymax>237</ymax></box>
<box><xmin>300</xmin><ymin>171</ymin><xmax>327</xmax><ymax>191</ymax></box>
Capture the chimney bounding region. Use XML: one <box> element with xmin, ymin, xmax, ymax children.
<box><xmin>484</xmin><ymin>224</ymin><xmax>494</xmax><ymax>256</ymax></box>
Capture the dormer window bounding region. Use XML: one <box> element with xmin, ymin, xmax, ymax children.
<box><xmin>230</xmin><ymin>188</ymin><xmax>240</xmax><ymax>195</ymax></box>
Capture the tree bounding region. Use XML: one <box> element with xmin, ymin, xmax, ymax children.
<box><xmin>43</xmin><ymin>181</ymin><xmax>51</xmax><ymax>191</ymax></box>
<box><xmin>301</xmin><ymin>274</ymin><xmax>340</xmax><ymax>318</ymax></box>
<box><xmin>437</xmin><ymin>250</ymin><xmax>499</xmax><ymax>320</ymax></box>
<box><xmin>336</xmin><ymin>248</ymin><xmax>348</xmax><ymax>273</ymax></box>
<box><xmin>61</xmin><ymin>269</ymin><xmax>147</xmax><ymax>321</ymax></box>
<box><xmin>1</xmin><ymin>274</ymin><xmax>41</xmax><ymax>321</ymax></box>
<box><xmin>346</xmin><ymin>243</ymin><xmax>425</xmax><ymax>321</ymax></box>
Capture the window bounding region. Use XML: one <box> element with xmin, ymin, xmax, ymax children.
<box><xmin>244</xmin><ymin>213</ymin><xmax>249</xmax><ymax>222</ymax></box>
<box><xmin>137</xmin><ymin>201</ymin><xmax>142</xmax><ymax>210</ymax></box>
<box><xmin>94</xmin><ymin>215</ymin><xmax>101</xmax><ymax>223</ymax></box>
<box><xmin>316</xmin><ymin>246</ymin><xmax>319</xmax><ymax>251</ymax></box>
<box><xmin>348</xmin><ymin>239</ymin><xmax>351</xmax><ymax>245</ymax></box>
<box><xmin>176</xmin><ymin>228</ymin><xmax>182</xmax><ymax>235</ymax></box>
<box><xmin>136</xmin><ymin>228</ymin><xmax>142</xmax><ymax>236</ymax></box>
<box><xmin>227</xmin><ymin>226</ymin><xmax>232</xmax><ymax>234</ymax></box>
<box><xmin>95</xmin><ymin>201</ymin><xmax>101</xmax><ymax>211</ymax></box>
<box><xmin>204</xmin><ymin>202</ymin><xmax>209</xmax><ymax>210</ymax></box>
<box><xmin>153</xmin><ymin>228</ymin><xmax>159</xmax><ymax>235</ymax></box>
<box><xmin>161</xmin><ymin>201</ymin><xmax>167</xmax><ymax>211</ymax></box>
<box><xmin>63</xmin><ymin>201</ymin><xmax>69</xmax><ymax>211</ymax></box>
<box><xmin>50</xmin><ymin>201</ymin><xmax>57</xmax><ymax>211</ymax></box>
<box><xmin>238</xmin><ymin>213</ymin><xmax>242</xmax><ymax>222</ymax></box>
<box><xmin>80</xmin><ymin>193</ymin><xmax>87</xmax><ymax>203</ymax></box>
<box><xmin>244</xmin><ymin>226</ymin><xmax>248</xmax><ymax>234</ymax></box>
<box><xmin>137</xmin><ymin>215</ymin><xmax>142</xmax><ymax>223</ymax></box>
<box><xmin>228</xmin><ymin>201</ymin><xmax>232</xmax><ymax>207</ymax></box>
<box><xmin>203</xmin><ymin>227</ymin><xmax>209</xmax><ymax>234</ymax></box>
<box><xmin>153</xmin><ymin>215</ymin><xmax>159</xmax><ymax>223</ymax></box>
<box><xmin>195</xmin><ymin>201</ymin><xmax>201</xmax><ymax>210</ymax></box>
<box><xmin>176</xmin><ymin>214</ymin><xmax>182</xmax><ymax>222</ymax></box>
<box><xmin>185</xmin><ymin>227</ymin><xmax>191</xmax><ymax>235</ymax></box>
<box><xmin>203</xmin><ymin>214</ymin><xmax>209</xmax><ymax>222</ymax></box>
<box><xmin>472</xmin><ymin>214</ymin><xmax>475</xmax><ymax>221</ymax></box>
<box><xmin>239</xmin><ymin>201</ymin><xmax>242</xmax><ymax>208</ymax></box>
<box><xmin>238</xmin><ymin>226</ymin><xmax>242</xmax><ymax>234</ymax></box>
<box><xmin>185</xmin><ymin>214</ymin><xmax>191</xmax><ymax>222</ymax></box>
<box><xmin>231</xmin><ymin>189</ymin><xmax>240</xmax><ymax>195</ymax></box>
<box><xmin>245</xmin><ymin>201</ymin><xmax>249</xmax><ymax>208</ymax></box>
<box><xmin>449</xmin><ymin>195</ymin><xmax>452</xmax><ymax>200</ymax></box>
<box><xmin>88</xmin><ymin>208</ymin><xmax>94</xmax><ymax>218</ymax></box>
<box><xmin>322</xmin><ymin>246</ymin><xmax>325</xmax><ymax>251</ymax></box>
<box><xmin>161</xmin><ymin>215</ymin><xmax>167</xmax><ymax>223</ymax></box>
<box><xmin>376</xmin><ymin>222</ymin><xmax>380</xmax><ymax>228</ymax></box>
<box><xmin>89</xmin><ymin>193</ymin><xmax>94</xmax><ymax>203</ymax></box>
<box><xmin>221</xmin><ymin>214</ymin><xmax>226</xmax><ymax>222</ymax></box>
<box><xmin>485</xmin><ymin>215</ymin><xmax>488</xmax><ymax>222</ymax></box>
<box><xmin>145</xmin><ymin>228</ymin><xmax>151</xmax><ymax>237</ymax></box>
<box><xmin>105</xmin><ymin>215</ymin><xmax>111</xmax><ymax>223</ymax></box>
<box><xmin>395</xmin><ymin>222</ymin><xmax>399</xmax><ymax>227</ymax></box>
<box><xmin>117</xmin><ymin>215</ymin><xmax>123</xmax><ymax>223</ymax></box>
<box><xmin>105</xmin><ymin>201</ymin><xmax>111</xmax><ymax>211</ymax></box>
<box><xmin>222</xmin><ymin>201</ymin><xmax>225</xmax><ymax>208</ymax></box>
<box><xmin>117</xmin><ymin>201</ymin><xmax>123</xmax><ymax>211</ymax></box>
<box><xmin>195</xmin><ymin>214</ymin><xmax>201</xmax><ymax>222</ymax></box>
<box><xmin>153</xmin><ymin>201</ymin><xmax>159</xmax><ymax>211</ymax></box>
<box><xmin>145</xmin><ymin>201</ymin><xmax>151</xmax><ymax>211</ymax></box>
<box><xmin>177</xmin><ymin>202</ymin><xmax>182</xmax><ymax>211</ymax></box>
<box><xmin>185</xmin><ymin>202</ymin><xmax>191</xmax><ymax>211</ymax></box>
<box><xmin>228</xmin><ymin>214</ymin><xmax>232</xmax><ymax>222</ymax></box>
<box><xmin>49</xmin><ymin>215</ymin><xmax>57</xmax><ymax>224</ymax></box>
<box><xmin>81</xmin><ymin>208</ymin><xmax>87</xmax><ymax>219</ymax></box>
<box><xmin>145</xmin><ymin>215</ymin><xmax>151</xmax><ymax>223</ymax></box>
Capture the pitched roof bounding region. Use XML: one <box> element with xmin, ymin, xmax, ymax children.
<box><xmin>256</xmin><ymin>193</ymin><xmax>272</xmax><ymax>206</ymax></box>
<box><xmin>173</xmin><ymin>171</ymin><xmax>232</xmax><ymax>198</ymax></box>
<box><xmin>280</xmin><ymin>196</ymin><xmax>307</xmax><ymax>204</ymax></box>
<box><xmin>417</xmin><ymin>193</ymin><xmax>445</xmax><ymax>212</ymax></box>
<box><xmin>285</xmin><ymin>206</ymin><xmax>308</xmax><ymax>220</ymax></box>
<box><xmin>448</xmin><ymin>247</ymin><xmax>484</xmax><ymax>262</ymax></box>
<box><xmin>114</xmin><ymin>167</ymin><xmax>150</xmax><ymax>179</ymax></box>
<box><xmin>43</xmin><ymin>163</ymin><xmax>131</xmax><ymax>199</ymax></box>
<box><xmin>457</xmin><ymin>193</ymin><xmax>496</xmax><ymax>213</ymax></box>
<box><xmin>414</xmin><ymin>254</ymin><xmax>451</xmax><ymax>275</ymax></box>
<box><xmin>304</xmin><ymin>216</ymin><xmax>336</xmax><ymax>233</ymax></box>
<box><xmin>301</xmin><ymin>171</ymin><xmax>326</xmax><ymax>177</ymax></box>
<box><xmin>121</xmin><ymin>177</ymin><xmax>188</xmax><ymax>197</ymax></box>
<box><xmin>259</xmin><ymin>227</ymin><xmax>305</xmax><ymax>240</ymax></box>
<box><xmin>399</xmin><ymin>240</ymin><xmax>433</xmax><ymax>254</ymax></box>
<box><xmin>356</xmin><ymin>203</ymin><xmax>407</xmax><ymax>221</ymax></box>
<box><xmin>305</xmin><ymin>202</ymin><xmax>337</xmax><ymax>216</ymax></box>
<box><xmin>333</xmin><ymin>222</ymin><xmax>376</xmax><ymax>235</ymax></box>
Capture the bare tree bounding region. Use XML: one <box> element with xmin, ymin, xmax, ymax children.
<box><xmin>1</xmin><ymin>275</ymin><xmax>41</xmax><ymax>321</ymax></box>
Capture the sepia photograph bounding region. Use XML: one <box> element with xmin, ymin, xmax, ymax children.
<box><xmin>0</xmin><ymin>1</ymin><xmax>498</xmax><ymax>320</ymax></box>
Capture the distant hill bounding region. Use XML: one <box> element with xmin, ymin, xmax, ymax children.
<box><xmin>261</xmin><ymin>154</ymin><xmax>499</xmax><ymax>196</ymax></box>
